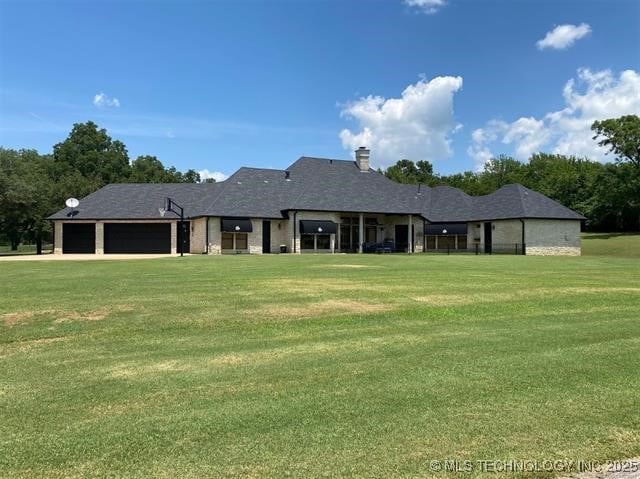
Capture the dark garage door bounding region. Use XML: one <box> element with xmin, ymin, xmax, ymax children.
<box><xmin>63</xmin><ymin>223</ymin><xmax>96</xmax><ymax>254</ymax></box>
<box><xmin>104</xmin><ymin>223</ymin><xmax>171</xmax><ymax>254</ymax></box>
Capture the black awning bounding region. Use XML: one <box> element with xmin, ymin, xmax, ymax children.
<box><xmin>425</xmin><ymin>223</ymin><xmax>468</xmax><ymax>235</ymax></box>
<box><xmin>299</xmin><ymin>220</ymin><xmax>337</xmax><ymax>234</ymax></box>
<box><xmin>221</xmin><ymin>218</ymin><xmax>253</xmax><ymax>232</ymax></box>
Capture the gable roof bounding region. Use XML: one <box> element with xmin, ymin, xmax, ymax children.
<box><xmin>49</xmin><ymin>156</ymin><xmax>586</xmax><ymax>222</ymax></box>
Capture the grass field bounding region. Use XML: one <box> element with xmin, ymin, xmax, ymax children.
<box><xmin>582</xmin><ymin>233</ymin><xmax>640</xmax><ymax>257</ymax></box>
<box><xmin>1</xmin><ymin>248</ymin><xmax>640</xmax><ymax>477</ymax></box>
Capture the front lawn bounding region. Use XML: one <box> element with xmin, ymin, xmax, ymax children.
<box><xmin>1</xmin><ymin>254</ymin><xmax>639</xmax><ymax>478</ymax></box>
<box><xmin>582</xmin><ymin>233</ymin><xmax>640</xmax><ymax>257</ymax></box>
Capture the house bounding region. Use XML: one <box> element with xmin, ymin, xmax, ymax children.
<box><xmin>48</xmin><ymin>148</ymin><xmax>585</xmax><ymax>256</ymax></box>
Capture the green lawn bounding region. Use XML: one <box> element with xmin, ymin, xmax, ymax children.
<box><xmin>0</xmin><ymin>243</ymin><xmax>53</xmax><ymax>256</ymax></box>
<box><xmin>1</xmin><ymin>253</ymin><xmax>639</xmax><ymax>478</ymax></box>
<box><xmin>582</xmin><ymin>233</ymin><xmax>640</xmax><ymax>257</ymax></box>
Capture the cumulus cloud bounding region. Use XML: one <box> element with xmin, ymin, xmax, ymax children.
<box><xmin>404</xmin><ymin>0</ymin><xmax>447</xmax><ymax>14</ymax></box>
<box><xmin>468</xmin><ymin>68</ymin><xmax>640</xmax><ymax>170</ymax></box>
<box><xmin>339</xmin><ymin>75</ymin><xmax>463</xmax><ymax>168</ymax></box>
<box><xmin>93</xmin><ymin>92</ymin><xmax>120</xmax><ymax>108</ymax></box>
<box><xmin>198</xmin><ymin>169</ymin><xmax>228</xmax><ymax>182</ymax></box>
<box><xmin>536</xmin><ymin>23</ymin><xmax>591</xmax><ymax>50</ymax></box>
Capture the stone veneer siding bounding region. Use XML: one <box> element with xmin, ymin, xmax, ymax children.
<box><xmin>465</xmin><ymin>219</ymin><xmax>580</xmax><ymax>256</ymax></box>
<box><xmin>524</xmin><ymin>219</ymin><xmax>581</xmax><ymax>256</ymax></box>
<box><xmin>189</xmin><ymin>218</ymin><xmax>207</xmax><ymax>254</ymax></box>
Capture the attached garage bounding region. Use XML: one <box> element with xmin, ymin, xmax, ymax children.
<box><xmin>104</xmin><ymin>223</ymin><xmax>171</xmax><ymax>254</ymax></box>
<box><xmin>62</xmin><ymin>223</ymin><xmax>96</xmax><ymax>254</ymax></box>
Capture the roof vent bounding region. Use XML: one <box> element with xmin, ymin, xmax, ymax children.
<box><xmin>285</xmin><ymin>170</ymin><xmax>291</xmax><ymax>181</ymax></box>
<box><xmin>355</xmin><ymin>146</ymin><xmax>370</xmax><ymax>172</ymax></box>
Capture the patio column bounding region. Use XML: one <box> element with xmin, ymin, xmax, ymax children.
<box><xmin>336</xmin><ymin>223</ymin><xmax>341</xmax><ymax>253</ymax></box>
<box><xmin>408</xmin><ymin>214</ymin><xmax>413</xmax><ymax>254</ymax></box>
<box><xmin>95</xmin><ymin>222</ymin><xmax>104</xmax><ymax>255</ymax></box>
<box><xmin>358</xmin><ymin>213</ymin><xmax>364</xmax><ymax>253</ymax></box>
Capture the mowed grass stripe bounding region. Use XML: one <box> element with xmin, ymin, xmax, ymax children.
<box><xmin>1</xmin><ymin>251</ymin><xmax>639</xmax><ymax>478</ymax></box>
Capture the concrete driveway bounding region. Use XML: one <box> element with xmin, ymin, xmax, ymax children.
<box><xmin>0</xmin><ymin>253</ymin><xmax>183</xmax><ymax>261</ymax></box>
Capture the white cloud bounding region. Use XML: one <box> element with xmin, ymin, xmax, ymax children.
<box><xmin>93</xmin><ymin>92</ymin><xmax>120</xmax><ymax>108</ymax></box>
<box><xmin>339</xmin><ymin>75</ymin><xmax>463</xmax><ymax>168</ymax></box>
<box><xmin>536</xmin><ymin>23</ymin><xmax>591</xmax><ymax>50</ymax></box>
<box><xmin>468</xmin><ymin>68</ymin><xmax>640</xmax><ymax>170</ymax></box>
<box><xmin>198</xmin><ymin>169</ymin><xmax>228</xmax><ymax>182</ymax></box>
<box><xmin>404</xmin><ymin>0</ymin><xmax>446</xmax><ymax>14</ymax></box>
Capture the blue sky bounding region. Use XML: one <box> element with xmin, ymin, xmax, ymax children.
<box><xmin>1</xmin><ymin>0</ymin><xmax>639</xmax><ymax>179</ymax></box>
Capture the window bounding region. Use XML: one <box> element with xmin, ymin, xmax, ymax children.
<box><xmin>221</xmin><ymin>232</ymin><xmax>234</xmax><ymax>250</ymax></box>
<box><xmin>222</xmin><ymin>232</ymin><xmax>248</xmax><ymax>250</ymax></box>
<box><xmin>301</xmin><ymin>234</ymin><xmax>315</xmax><ymax>250</ymax></box>
<box><xmin>426</xmin><ymin>235</ymin><xmax>436</xmax><ymax>250</ymax></box>
<box><xmin>235</xmin><ymin>233</ymin><xmax>248</xmax><ymax>250</ymax></box>
<box><xmin>437</xmin><ymin>236</ymin><xmax>455</xmax><ymax>250</ymax></box>
<box><xmin>316</xmin><ymin>234</ymin><xmax>330</xmax><ymax>249</ymax></box>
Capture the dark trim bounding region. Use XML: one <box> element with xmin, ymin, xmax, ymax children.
<box><xmin>299</xmin><ymin>220</ymin><xmax>337</xmax><ymax>235</ymax></box>
<box><xmin>519</xmin><ymin>219</ymin><xmax>526</xmax><ymax>255</ymax></box>
<box><xmin>425</xmin><ymin>223</ymin><xmax>468</xmax><ymax>235</ymax></box>
<box><xmin>221</xmin><ymin>217</ymin><xmax>253</xmax><ymax>232</ymax></box>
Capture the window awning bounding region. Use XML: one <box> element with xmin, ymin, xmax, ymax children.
<box><xmin>299</xmin><ymin>220</ymin><xmax>337</xmax><ymax>234</ymax></box>
<box><xmin>425</xmin><ymin>223</ymin><xmax>468</xmax><ymax>235</ymax></box>
<box><xmin>221</xmin><ymin>218</ymin><xmax>253</xmax><ymax>232</ymax></box>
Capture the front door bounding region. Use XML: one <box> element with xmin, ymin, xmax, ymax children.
<box><xmin>262</xmin><ymin>220</ymin><xmax>271</xmax><ymax>253</ymax></box>
<box><xmin>484</xmin><ymin>222</ymin><xmax>492</xmax><ymax>254</ymax></box>
<box><xmin>395</xmin><ymin>225</ymin><xmax>408</xmax><ymax>252</ymax></box>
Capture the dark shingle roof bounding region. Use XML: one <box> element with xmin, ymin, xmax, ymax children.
<box><xmin>49</xmin><ymin>157</ymin><xmax>585</xmax><ymax>222</ymax></box>
<box><xmin>48</xmin><ymin>183</ymin><xmax>221</xmax><ymax>220</ymax></box>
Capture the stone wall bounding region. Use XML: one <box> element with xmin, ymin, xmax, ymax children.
<box><xmin>289</xmin><ymin>211</ymin><xmax>341</xmax><ymax>253</ymax></box>
<box><xmin>525</xmin><ymin>219</ymin><xmax>581</xmax><ymax>256</ymax></box>
<box><xmin>189</xmin><ymin>218</ymin><xmax>207</xmax><ymax>254</ymax></box>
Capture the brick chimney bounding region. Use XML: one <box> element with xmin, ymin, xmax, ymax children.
<box><xmin>355</xmin><ymin>147</ymin><xmax>370</xmax><ymax>172</ymax></box>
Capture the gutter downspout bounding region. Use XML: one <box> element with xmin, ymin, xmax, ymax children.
<box><xmin>519</xmin><ymin>219</ymin><xmax>526</xmax><ymax>255</ymax></box>
<box><xmin>205</xmin><ymin>217</ymin><xmax>210</xmax><ymax>254</ymax></box>
<box><xmin>293</xmin><ymin>211</ymin><xmax>297</xmax><ymax>254</ymax></box>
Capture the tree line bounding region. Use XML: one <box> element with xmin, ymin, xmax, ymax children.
<box><xmin>383</xmin><ymin>115</ymin><xmax>640</xmax><ymax>232</ymax></box>
<box><xmin>0</xmin><ymin>121</ymin><xmax>209</xmax><ymax>251</ymax></box>
<box><xmin>1</xmin><ymin>115</ymin><xmax>639</xmax><ymax>252</ymax></box>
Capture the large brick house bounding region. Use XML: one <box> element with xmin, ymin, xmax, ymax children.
<box><xmin>49</xmin><ymin>148</ymin><xmax>585</xmax><ymax>256</ymax></box>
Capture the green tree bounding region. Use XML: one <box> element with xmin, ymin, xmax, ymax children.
<box><xmin>0</xmin><ymin>148</ymin><xmax>55</xmax><ymax>251</ymax></box>
<box><xmin>384</xmin><ymin>159</ymin><xmax>438</xmax><ymax>185</ymax></box>
<box><xmin>592</xmin><ymin>115</ymin><xmax>640</xmax><ymax>169</ymax></box>
<box><xmin>52</xmin><ymin>121</ymin><xmax>130</xmax><ymax>188</ymax></box>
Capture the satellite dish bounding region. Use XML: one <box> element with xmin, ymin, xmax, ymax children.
<box><xmin>65</xmin><ymin>198</ymin><xmax>79</xmax><ymax>208</ymax></box>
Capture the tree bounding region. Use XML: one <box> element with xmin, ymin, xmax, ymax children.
<box><xmin>592</xmin><ymin>115</ymin><xmax>640</xmax><ymax>169</ymax></box>
<box><xmin>384</xmin><ymin>159</ymin><xmax>438</xmax><ymax>185</ymax></box>
<box><xmin>0</xmin><ymin>149</ymin><xmax>55</xmax><ymax>251</ymax></box>
<box><xmin>52</xmin><ymin>121</ymin><xmax>130</xmax><ymax>188</ymax></box>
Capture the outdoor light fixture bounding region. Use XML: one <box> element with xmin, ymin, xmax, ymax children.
<box><xmin>235</xmin><ymin>225</ymin><xmax>241</xmax><ymax>231</ymax></box>
<box><xmin>160</xmin><ymin>197</ymin><xmax>185</xmax><ymax>257</ymax></box>
<box><xmin>317</xmin><ymin>227</ymin><xmax>323</xmax><ymax>233</ymax></box>
<box><xmin>442</xmin><ymin>228</ymin><xmax>448</xmax><ymax>234</ymax></box>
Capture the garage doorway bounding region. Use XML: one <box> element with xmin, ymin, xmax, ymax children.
<box><xmin>62</xmin><ymin>223</ymin><xmax>95</xmax><ymax>253</ymax></box>
<box><xmin>104</xmin><ymin>223</ymin><xmax>171</xmax><ymax>254</ymax></box>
